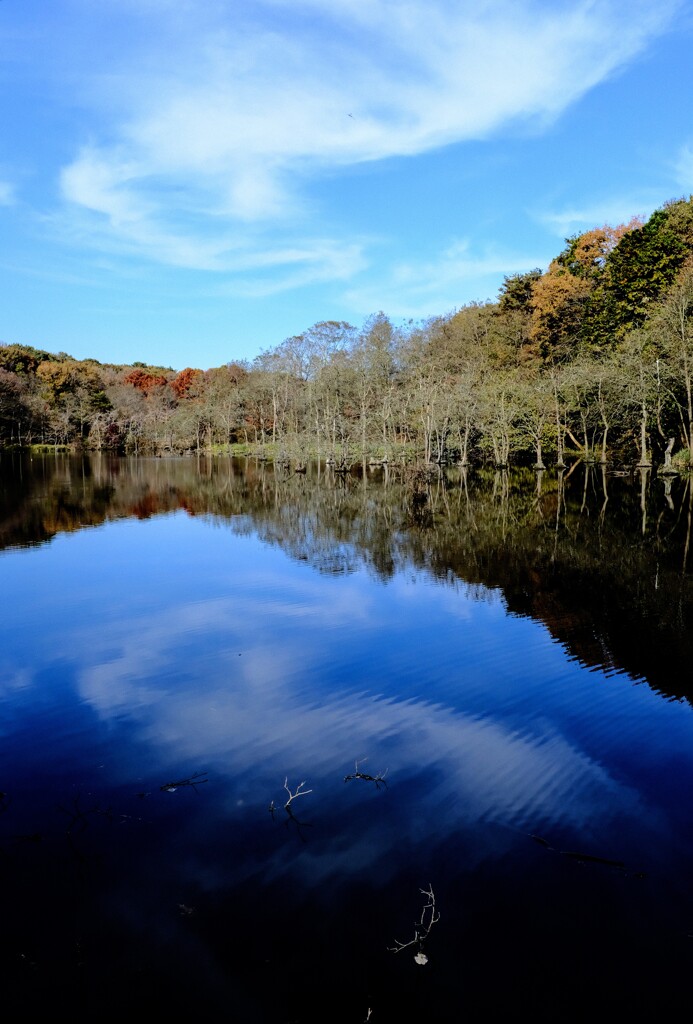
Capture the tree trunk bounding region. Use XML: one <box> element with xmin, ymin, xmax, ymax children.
<box><xmin>534</xmin><ymin>438</ymin><xmax>545</xmax><ymax>470</ymax></box>
<box><xmin>637</xmin><ymin>402</ymin><xmax>651</xmax><ymax>467</ymax></box>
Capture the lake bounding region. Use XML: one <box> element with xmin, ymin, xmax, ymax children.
<box><xmin>1</xmin><ymin>453</ymin><xmax>693</xmax><ymax>1020</ymax></box>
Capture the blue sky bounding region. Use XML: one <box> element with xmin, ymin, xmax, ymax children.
<box><xmin>2</xmin><ymin>0</ymin><xmax>692</xmax><ymax>371</ymax></box>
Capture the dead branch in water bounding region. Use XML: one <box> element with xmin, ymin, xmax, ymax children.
<box><xmin>160</xmin><ymin>770</ymin><xmax>209</xmax><ymax>793</ymax></box>
<box><xmin>268</xmin><ymin>777</ymin><xmax>314</xmax><ymax>843</ymax></box>
<box><xmin>283</xmin><ymin>777</ymin><xmax>313</xmax><ymax>809</ymax></box>
<box><xmin>389</xmin><ymin>884</ymin><xmax>439</xmax><ymax>964</ymax></box>
<box><xmin>343</xmin><ymin>759</ymin><xmax>388</xmax><ymax>789</ymax></box>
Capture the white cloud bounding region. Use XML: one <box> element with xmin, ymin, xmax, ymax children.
<box><xmin>224</xmin><ymin>242</ymin><xmax>368</xmax><ymax>297</ymax></box>
<box><xmin>537</xmin><ymin>198</ymin><xmax>657</xmax><ymax>238</ymax></box>
<box><xmin>675</xmin><ymin>144</ymin><xmax>693</xmax><ymax>190</ymax></box>
<box><xmin>343</xmin><ymin>239</ymin><xmax>549</xmax><ymax>317</ymax></box>
<box><xmin>58</xmin><ymin>147</ymin><xmax>370</xmax><ymax>282</ymax></box>
<box><xmin>61</xmin><ymin>150</ymin><xmax>152</xmax><ymax>230</ymax></box>
<box><xmin>72</xmin><ymin>583</ymin><xmax>640</xmax><ymax>848</ymax></box>
<box><xmin>0</xmin><ymin>181</ymin><xmax>15</xmax><ymax>206</ymax></box>
<box><xmin>56</xmin><ymin>0</ymin><xmax>681</xmax><ymax>280</ymax></box>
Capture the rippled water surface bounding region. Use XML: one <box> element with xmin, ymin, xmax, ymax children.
<box><xmin>2</xmin><ymin>454</ymin><xmax>693</xmax><ymax>1020</ymax></box>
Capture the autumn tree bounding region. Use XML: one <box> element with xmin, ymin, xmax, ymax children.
<box><xmin>547</xmin><ymin>350</ymin><xmax>627</xmax><ymax>465</ymax></box>
<box><xmin>441</xmin><ymin>301</ymin><xmax>516</xmax><ymax>370</ymax></box>
<box><xmin>412</xmin><ymin>309</ymin><xmax>499</xmax><ymax>465</ymax></box>
<box><xmin>124</xmin><ymin>368</ymin><xmax>170</xmax><ymax>394</ymax></box>
<box><xmin>496</xmin><ymin>268</ymin><xmax>543</xmax><ymax>364</ymax></box>
<box><xmin>237</xmin><ymin>369</ymin><xmax>276</xmax><ymax>449</ymax></box>
<box><xmin>204</xmin><ymin>364</ymin><xmax>248</xmax><ymax>446</ymax></box>
<box><xmin>253</xmin><ymin>342</ymin><xmax>306</xmax><ymax>450</ymax></box>
<box><xmin>0</xmin><ymin>368</ymin><xmax>31</xmax><ymax>445</ymax></box>
<box><xmin>514</xmin><ymin>370</ymin><xmax>555</xmax><ymax>469</ymax></box>
<box><xmin>529</xmin><ymin>222</ymin><xmax>639</xmax><ymax>362</ymax></box>
<box><xmin>34</xmin><ymin>359</ymin><xmax>111</xmax><ymax>444</ymax></box>
<box><xmin>170</xmin><ymin>367</ymin><xmax>202</xmax><ymax>398</ymax></box>
<box><xmin>349</xmin><ymin>313</ymin><xmax>404</xmax><ymax>460</ymax></box>
<box><xmin>0</xmin><ymin>343</ymin><xmax>57</xmax><ymax>377</ymax></box>
<box><xmin>299</xmin><ymin>321</ymin><xmax>356</xmax><ymax>461</ymax></box>
<box><xmin>590</xmin><ymin>355</ymin><xmax>627</xmax><ymax>464</ymax></box>
<box><xmin>476</xmin><ymin>372</ymin><xmax>522</xmax><ymax>467</ymax></box>
<box><xmin>103</xmin><ymin>383</ymin><xmax>144</xmax><ymax>452</ymax></box>
<box><xmin>613</xmin><ymin>331</ymin><xmax>662</xmax><ymax>467</ymax></box>
<box><xmin>651</xmin><ymin>258</ymin><xmax>693</xmax><ymax>467</ymax></box>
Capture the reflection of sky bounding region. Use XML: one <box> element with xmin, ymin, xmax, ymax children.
<box><xmin>5</xmin><ymin>480</ymin><xmax>693</xmax><ymax>1024</ymax></box>
<box><xmin>5</xmin><ymin>508</ymin><xmax>693</xmax><ymax>1017</ymax></box>
<box><xmin>3</xmin><ymin>509</ymin><xmax>693</xmax><ymax>890</ymax></box>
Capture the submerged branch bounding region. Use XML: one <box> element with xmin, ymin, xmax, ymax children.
<box><xmin>343</xmin><ymin>759</ymin><xmax>388</xmax><ymax>789</ymax></box>
<box><xmin>389</xmin><ymin>884</ymin><xmax>439</xmax><ymax>964</ymax></box>
<box><xmin>160</xmin><ymin>770</ymin><xmax>209</xmax><ymax>793</ymax></box>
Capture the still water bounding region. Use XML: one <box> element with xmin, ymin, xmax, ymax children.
<box><xmin>1</xmin><ymin>454</ymin><xmax>693</xmax><ymax>1020</ymax></box>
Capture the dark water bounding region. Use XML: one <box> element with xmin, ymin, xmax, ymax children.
<box><xmin>2</xmin><ymin>454</ymin><xmax>693</xmax><ymax>1020</ymax></box>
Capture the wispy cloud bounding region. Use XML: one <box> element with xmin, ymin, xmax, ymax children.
<box><xmin>0</xmin><ymin>181</ymin><xmax>15</xmax><ymax>206</ymax></box>
<box><xmin>536</xmin><ymin>196</ymin><xmax>658</xmax><ymax>238</ymax></box>
<box><xmin>57</xmin><ymin>151</ymin><xmax>369</xmax><ymax>288</ymax></box>
<box><xmin>343</xmin><ymin>239</ymin><xmax>549</xmax><ymax>317</ymax></box>
<box><xmin>54</xmin><ymin>0</ymin><xmax>680</xmax><ymax>283</ymax></box>
<box><xmin>675</xmin><ymin>144</ymin><xmax>693</xmax><ymax>190</ymax></box>
<box><xmin>72</xmin><ymin>582</ymin><xmax>637</xmax><ymax>847</ymax></box>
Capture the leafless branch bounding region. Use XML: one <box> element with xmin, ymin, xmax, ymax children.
<box><xmin>343</xmin><ymin>759</ymin><xmax>388</xmax><ymax>789</ymax></box>
<box><xmin>58</xmin><ymin>794</ymin><xmax>114</xmax><ymax>834</ymax></box>
<box><xmin>389</xmin><ymin>884</ymin><xmax>439</xmax><ymax>962</ymax></box>
<box><xmin>283</xmin><ymin>777</ymin><xmax>313</xmax><ymax>809</ymax></box>
<box><xmin>160</xmin><ymin>770</ymin><xmax>209</xmax><ymax>793</ymax></box>
<box><xmin>275</xmin><ymin>778</ymin><xmax>314</xmax><ymax>843</ymax></box>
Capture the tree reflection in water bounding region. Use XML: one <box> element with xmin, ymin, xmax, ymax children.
<box><xmin>2</xmin><ymin>453</ymin><xmax>693</xmax><ymax>1019</ymax></box>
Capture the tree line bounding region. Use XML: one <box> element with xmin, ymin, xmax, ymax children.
<box><xmin>2</xmin><ymin>195</ymin><xmax>693</xmax><ymax>470</ymax></box>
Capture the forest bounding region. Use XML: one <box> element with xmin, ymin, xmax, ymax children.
<box><xmin>2</xmin><ymin>195</ymin><xmax>693</xmax><ymax>471</ymax></box>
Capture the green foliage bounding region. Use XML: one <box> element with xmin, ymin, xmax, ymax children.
<box><xmin>498</xmin><ymin>269</ymin><xmax>542</xmax><ymax>312</ymax></box>
<box><xmin>672</xmin><ymin>448</ymin><xmax>692</xmax><ymax>472</ymax></box>
<box><xmin>605</xmin><ymin>204</ymin><xmax>691</xmax><ymax>334</ymax></box>
<box><xmin>662</xmin><ymin>195</ymin><xmax>693</xmax><ymax>246</ymax></box>
<box><xmin>3</xmin><ymin>196</ymin><xmax>693</xmax><ymax>467</ymax></box>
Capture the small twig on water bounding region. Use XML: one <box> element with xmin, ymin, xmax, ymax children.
<box><xmin>283</xmin><ymin>777</ymin><xmax>313</xmax><ymax>810</ymax></box>
<box><xmin>344</xmin><ymin>759</ymin><xmax>388</xmax><ymax>789</ymax></box>
<box><xmin>160</xmin><ymin>771</ymin><xmax>209</xmax><ymax>794</ymax></box>
<box><xmin>58</xmin><ymin>794</ymin><xmax>115</xmax><ymax>834</ymax></box>
<box><xmin>269</xmin><ymin>777</ymin><xmax>314</xmax><ymax>843</ymax></box>
<box><xmin>389</xmin><ymin>884</ymin><xmax>439</xmax><ymax>964</ymax></box>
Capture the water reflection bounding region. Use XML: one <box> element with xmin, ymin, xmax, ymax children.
<box><xmin>2</xmin><ymin>453</ymin><xmax>692</xmax><ymax>699</ymax></box>
<box><xmin>2</xmin><ymin>454</ymin><xmax>693</xmax><ymax>1018</ymax></box>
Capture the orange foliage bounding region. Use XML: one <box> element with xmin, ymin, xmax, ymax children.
<box><xmin>529</xmin><ymin>261</ymin><xmax>590</xmax><ymax>344</ymax></box>
<box><xmin>124</xmin><ymin>369</ymin><xmax>168</xmax><ymax>394</ymax></box>
<box><xmin>563</xmin><ymin>219</ymin><xmax>643</xmax><ymax>277</ymax></box>
<box><xmin>529</xmin><ymin>218</ymin><xmax>643</xmax><ymax>357</ymax></box>
<box><xmin>170</xmin><ymin>367</ymin><xmax>201</xmax><ymax>398</ymax></box>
